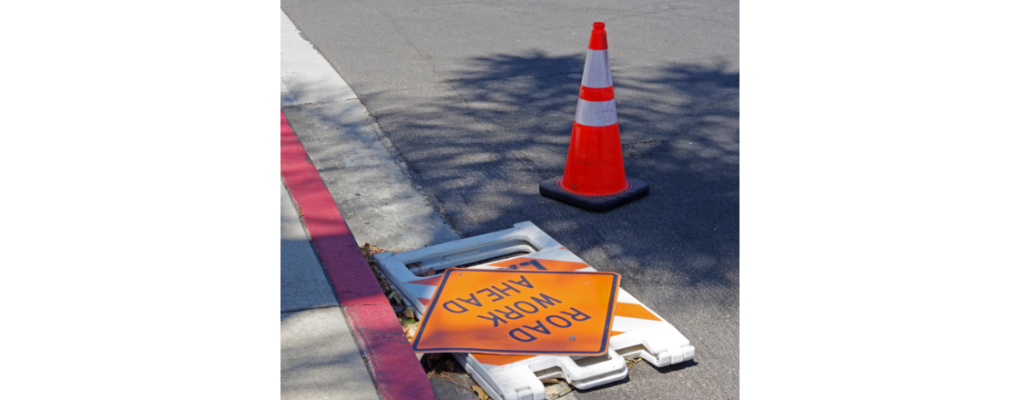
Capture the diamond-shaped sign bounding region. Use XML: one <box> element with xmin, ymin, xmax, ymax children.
<box><xmin>411</xmin><ymin>269</ymin><xmax>620</xmax><ymax>355</ymax></box>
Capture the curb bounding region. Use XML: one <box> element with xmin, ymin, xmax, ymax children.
<box><xmin>281</xmin><ymin>110</ymin><xmax>436</xmax><ymax>400</ymax></box>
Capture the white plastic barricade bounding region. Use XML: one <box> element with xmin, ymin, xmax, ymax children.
<box><xmin>373</xmin><ymin>221</ymin><xmax>695</xmax><ymax>400</ymax></box>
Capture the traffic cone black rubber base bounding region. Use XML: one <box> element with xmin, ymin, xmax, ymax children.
<box><xmin>540</xmin><ymin>177</ymin><xmax>649</xmax><ymax>211</ymax></box>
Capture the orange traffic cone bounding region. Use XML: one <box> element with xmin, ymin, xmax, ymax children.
<box><xmin>540</xmin><ymin>22</ymin><xmax>648</xmax><ymax>211</ymax></box>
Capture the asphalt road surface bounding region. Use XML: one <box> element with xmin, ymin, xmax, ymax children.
<box><xmin>282</xmin><ymin>0</ymin><xmax>739</xmax><ymax>398</ymax></box>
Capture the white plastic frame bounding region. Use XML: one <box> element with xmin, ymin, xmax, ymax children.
<box><xmin>374</xmin><ymin>221</ymin><xmax>695</xmax><ymax>400</ymax></box>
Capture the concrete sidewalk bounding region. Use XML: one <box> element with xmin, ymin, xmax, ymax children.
<box><xmin>281</xmin><ymin>181</ymin><xmax>381</xmax><ymax>400</ymax></box>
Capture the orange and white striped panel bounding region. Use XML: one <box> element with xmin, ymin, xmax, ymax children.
<box><xmin>609</xmin><ymin>289</ymin><xmax>665</xmax><ymax>337</ymax></box>
<box><xmin>403</xmin><ymin>274</ymin><xmax>444</xmax><ymax>308</ymax></box>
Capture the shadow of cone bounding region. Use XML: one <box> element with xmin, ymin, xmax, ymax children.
<box><xmin>540</xmin><ymin>22</ymin><xmax>649</xmax><ymax>211</ymax></box>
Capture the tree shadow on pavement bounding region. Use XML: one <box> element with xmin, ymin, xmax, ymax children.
<box><xmin>358</xmin><ymin>51</ymin><xmax>739</xmax><ymax>294</ymax></box>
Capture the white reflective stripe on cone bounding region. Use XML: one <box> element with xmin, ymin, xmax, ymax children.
<box><xmin>581</xmin><ymin>49</ymin><xmax>613</xmax><ymax>88</ymax></box>
<box><xmin>575</xmin><ymin>98</ymin><xmax>618</xmax><ymax>127</ymax></box>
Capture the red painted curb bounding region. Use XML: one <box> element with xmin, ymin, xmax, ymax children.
<box><xmin>281</xmin><ymin>110</ymin><xmax>436</xmax><ymax>400</ymax></box>
<box><xmin>347</xmin><ymin>304</ymin><xmax>438</xmax><ymax>399</ymax></box>
<box><xmin>280</xmin><ymin>111</ymin><xmax>387</xmax><ymax>306</ymax></box>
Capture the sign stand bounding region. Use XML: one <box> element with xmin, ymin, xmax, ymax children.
<box><xmin>374</xmin><ymin>221</ymin><xmax>695</xmax><ymax>400</ymax></box>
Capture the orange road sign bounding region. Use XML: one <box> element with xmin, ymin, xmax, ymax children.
<box><xmin>411</xmin><ymin>269</ymin><xmax>620</xmax><ymax>355</ymax></box>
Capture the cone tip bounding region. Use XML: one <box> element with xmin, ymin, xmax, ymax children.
<box><xmin>588</xmin><ymin>22</ymin><xmax>608</xmax><ymax>50</ymax></box>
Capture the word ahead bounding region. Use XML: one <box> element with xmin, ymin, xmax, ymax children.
<box><xmin>411</xmin><ymin>269</ymin><xmax>620</xmax><ymax>355</ymax></box>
